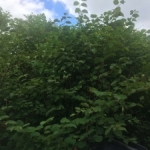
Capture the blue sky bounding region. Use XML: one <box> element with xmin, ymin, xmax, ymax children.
<box><xmin>42</xmin><ymin>0</ymin><xmax>77</xmax><ymax>24</ymax></box>
<box><xmin>41</xmin><ymin>0</ymin><xmax>67</xmax><ymax>18</ymax></box>
<box><xmin>0</xmin><ymin>0</ymin><xmax>150</xmax><ymax>29</ymax></box>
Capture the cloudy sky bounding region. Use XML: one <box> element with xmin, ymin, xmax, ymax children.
<box><xmin>0</xmin><ymin>0</ymin><xmax>149</xmax><ymax>29</ymax></box>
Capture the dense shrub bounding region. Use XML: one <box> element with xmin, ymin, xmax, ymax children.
<box><xmin>0</xmin><ymin>0</ymin><xmax>150</xmax><ymax>149</ymax></box>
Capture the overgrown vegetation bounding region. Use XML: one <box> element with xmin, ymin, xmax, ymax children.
<box><xmin>0</xmin><ymin>0</ymin><xmax>150</xmax><ymax>149</ymax></box>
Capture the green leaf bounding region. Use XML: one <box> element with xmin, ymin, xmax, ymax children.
<box><xmin>23</xmin><ymin>123</ymin><xmax>30</xmax><ymax>128</ymax></box>
<box><xmin>66</xmin><ymin>21</ymin><xmax>71</xmax><ymax>24</ymax></box>
<box><xmin>113</xmin><ymin>0</ymin><xmax>119</xmax><ymax>5</ymax></box>
<box><xmin>80</xmin><ymin>102</ymin><xmax>89</xmax><ymax>108</ymax></box>
<box><xmin>120</xmin><ymin>0</ymin><xmax>125</xmax><ymax>4</ymax></box>
<box><xmin>93</xmin><ymin>135</ymin><xmax>103</xmax><ymax>142</ymax></box>
<box><xmin>82</xmin><ymin>9</ymin><xmax>88</xmax><ymax>13</ymax></box>
<box><xmin>105</xmin><ymin>125</ymin><xmax>113</xmax><ymax>135</ymax></box>
<box><xmin>40</xmin><ymin>121</ymin><xmax>46</xmax><ymax>126</ymax></box>
<box><xmin>74</xmin><ymin>1</ymin><xmax>79</xmax><ymax>6</ymax></box>
<box><xmin>46</xmin><ymin>117</ymin><xmax>54</xmax><ymax>123</ymax></box>
<box><xmin>132</xmin><ymin>13</ymin><xmax>139</xmax><ymax>18</ymax></box>
<box><xmin>25</xmin><ymin>127</ymin><xmax>36</xmax><ymax>132</ymax></box>
<box><xmin>64</xmin><ymin>137</ymin><xmax>76</xmax><ymax>145</ymax></box>
<box><xmin>75</xmin><ymin>8</ymin><xmax>81</xmax><ymax>13</ymax></box>
<box><xmin>130</xmin><ymin>10</ymin><xmax>134</xmax><ymax>15</ymax></box>
<box><xmin>93</xmin><ymin>106</ymin><xmax>101</xmax><ymax>112</ymax></box>
<box><xmin>60</xmin><ymin>117</ymin><xmax>70</xmax><ymax>123</ymax></box>
<box><xmin>74</xmin><ymin>95</ymin><xmax>86</xmax><ymax>102</ymax></box>
<box><xmin>110</xmin><ymin>63</ymin><xmax>117</xmax><ymax>69</ymax></box>
<box><xmin>7</xmin><ymin>126</ymin><xmax>22</xmax><ymax>132</ymax></box>
<box><xmin>81</xmin><ymin>3</ymin><xmax>87</xmax><ymax>7</ymax></box>
<box><xmin>5</xmin><ymin>120</ymin><xmax>16</xmax><ymax>125</ymax></box>
<box><xmin>113</xmin><ymin>130</ymin><xmax>123</xmax><ymax>137</ymax></box>
<box><xmin>129</xmin><ymin>102</ymin><xmax>137</xmax><ymax>108</ymax></box>
<box><xmin>99</xmin><ymin>72</ymin><xmax>109</xmax><ymax>77</ymax></box>
<box><xmin>89</xmin><ymin>87</ymin><xmax>111</xmax><ymax>97</ymax></box>
<box><xmin>64</xmin><ymin>123</ymin><xmax>77</xmax><ymax>128</ymax></box>
<box><xmin>94</xmin><ymin>100</ymin><xmax>105</xmax><ymax>105</ymax></box>
<box><xmin>75</xmin><ymin>118</ymin><xmax>88</xmax><ymax>125</ymax></box>
<box><xmin>30</xmin><ymin>132</ymin><xmax>41</xmax><ymax>137</ymax></box>
<box><xmin>91</xmin><ymin>14</ymin><xmax>97</xmax><ymax>18</ymax></box>
<box><xmin>114</xmin><ymin>94</ymin><xmax>127</xmax><ymax>101</ymax></box>
<box><xmin>54</xmin><ymin>19</ymin><xmax>60</xmax><ymax>22</ymax></box>
<box><xmin>98</xmin><ymin>118</ymin><xmax>106</xmax><ymax>125</ymax></box>
<box><xmin>51</xmin><ymin>124</ymin><xmax>60</xmax><ymax>131</ymax></box>
<box><xmin>0</xmin><ymin>115</ymin><xmax>9</xmax><ymax>120</ymax></box>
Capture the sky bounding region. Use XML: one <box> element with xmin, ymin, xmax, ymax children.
<box><xmin>0</xmin><ymin>0</ymin><xmax>150</xmax><ymax>29</ymax></box>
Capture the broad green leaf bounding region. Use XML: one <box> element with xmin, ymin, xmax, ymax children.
<box><xmin>44</xmin><ymin>125</ymin><xmax>51</xmax><ymax>131</ymax></box>
<box><xmin>51</xmin><ymin>124</ymin><xmax>60</xmax><ymax>132</ymax></box>
<box><xmin>81</xmin><ymin>3</ymin><xmax>87</xmax><ymax>7</ymax></box>
<box><xmin>130</xmin><ymin>10</ymin><xmax>134</xmax><ymax>15</ymax></box>
<box><xmin>74</xmin><ymin>95</ymin><xmax>86</xmax><ymax>102</ymax></box>
<box><xmin>82</xmin><ymin>9</ymin><xmax>88</xmax><ymax>13</ymax></box>
<box><xmin>74</xmin><ymin>1</ymin><xmax>79</xmax><ymax>6</ymax></box>
<box><xmin>30</xmin><ymin>132</ymin><xmax>41</xmax><ymax>137</ymax></box>
<box><xmin>7</xmin><ymin>126</ymin><xmax>22</xmax><ymax>132</ymax></box>
<box><xmin>93</xmin><ymin>135</ymin><xmax>103</xmax><ymax>142</ymax></box>
<box><xmin>75</xmin><ymin>118</ymin><xmax>89</xmax><ymax>125</ymax></box>
<box><xmin>120</xmin><ymin>0</ymin><xmax>125</xmax><ymax>4</ymax></box>
<box><xmin>5</xmin><ymin>120</ymin><xmax>16</xmax><ymax>125</ymax></box>
<box><xmin>66</xmin><ymin>21</ymin><xmax>71</xmax><ymax>24</ymax></box>
<box><xmin>25</xmin><ymin>127</ymin><xmax>36</xmax><ymax>132</ymax></box>
<box><xmin>60</xmin><ymin>117</ymin><xmax>70</xmax><ymax>123</ymax></box>
<box><xmin>46</xmin><ymin>117</ymin><xmax>54</xmax><ymax>123</ymax></box>
<box><xmin>105</xmin><ymin>125</ymin><xmax>114</xmax><ymax>135</ymax></box>
<box><xmin>91</xmin><ymin>14</ymin><xmax>97</xmax><ymax>18</ymax></box>
<box><xmin>94</xmin><ymin>100</ymin><xmax>105</xmax><ymax>105</ymax></box>
<box><xmin>93</xmin><ymin>106</ymin><xmax>101</xmax><ymax>112</ymax></box>
<box><xmin>70</xmin><ymin>113</ymin><xmax>76</xmax><ymax>117</ymax></box>
<box><xmin>64</xmin><ymin>123</ymin><xmax>77</xmax><ymax>128</ymax></box>
<box><xmin>110</xmin><ymin>63</ymin><xmax>117</xmax><ymax>69</ymax></box>
<box><xmin>128</xmin><ymin>102</ymin><xmax>137</xmax><ymax>108</ymax></box>
<box><xmin>114</xmin><ymin>94</ymin><xmax>127</xmax><ymax>101</ymax></box>
<box><xmin>89</xmin><ymin>87</ymin><xmax>111</xmax><ymax>97</ymax></box>
<box><xmin>0</xmin><ymin>115</ymin><xmax>9</xmax><ymax>120</ymax></box>
<box><xmin>35</xmin><ymin>125</ymin><xmax>43</xmax><ymax>131</ymax></box>
<box><xmin>75</xmin><ymin>8</ymin><xmax>81</xmax><ymax>13</ymax></box>
<box><xmin>23</xmin><ymin>123</ymin><xmax>30</xmax><ymax>128</ymax></box>
<box><xmin>113</xmin><ymin>0</ymin><xmax>119</xmax><ymax>5</ymax></box>
<box><xmin>53</xmin><ymin>130</ymin><xmax>59</xmax><ymax>135</ymax></box>
<box><xmin>64</xmin><ymin>137</ymin><xmax>76</xmax><ymax>145</ymax></box>
<box><xmin>113</xmin><ymin>130</ymin><xmax>123</xmax><ymax>137</ymax></box>
<box><xmin>132</xmin><ymin>13</ymin><xmax>139</xmax><ymax>18</ymax></box>
<box><xmin>54</xmin><ymin>19</ymin><xmax>60</xmax><ymax>22</ymax></box>
<box><xmin>80</xmin><ymin>102</ymin><xmax>89</xmax><ymax>108</ymax></box>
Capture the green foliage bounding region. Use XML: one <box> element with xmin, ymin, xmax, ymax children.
<box><xmin>0</xmin><ymin>0</ymin><xmax>150</xmax><ymax>149</ymax></box>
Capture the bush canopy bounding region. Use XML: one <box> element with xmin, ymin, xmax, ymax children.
<box><xmin>0</xmin><ymin>0</ymin><xmax>150</xmax><ymax>149</ymax></box>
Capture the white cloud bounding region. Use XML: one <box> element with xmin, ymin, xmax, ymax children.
<box><xmin>53</xmin><ymin>0</ymin><xmax>150</xmax><ymax>29</ymax></box>
<box><xmin>0</xmin><ymin>0</ymin><xmax>56</xmax><ymax>19</ymax></box>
